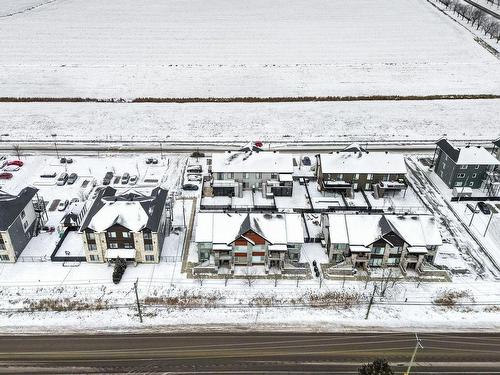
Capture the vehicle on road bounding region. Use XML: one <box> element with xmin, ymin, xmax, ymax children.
<box><xmin>182</xmin><ymin>183</ymin><xmax>199</xmax><ymax>191</ymax></box>
<box><xmin>121</xmin><ymin>173</ymin><xmax>130</xmax><ymax>184</ymax></box>
<box><xmin>0</xmin><ymin>172</ymin><xmax>13</xmax><ymax>180</ymax></box>
<box><xmin>477</xmin><ymin>201</ymin><xmax>491</xmax><ymax>215</ymax></box>
<box><xmin>7</xmin><ymin>160</ymin><xmax>23</xmax><ymax>167</ymax></box>
<box><xmin>40</xmin><ymin>172</ymin><xmax>57</xmax><ymax>178</ymax></box>
<box><xmin>129</xmin><ymin>175</ymin><xmax>138</xmax><ymax>185</ymax></box>
<box><xmin>57</xmin><ymin>199</ymin><xmax>69</xmax><ymax>211</ymax></box>
<box><xmin>67</xmin><ymin>173</ymin><xmax>78</xmax><ymax>185</ymax></box>
<box><xmin>146</xmin><ymin>158</ymin><xmax>158</xmax><ymax>165</ymax></box>
<box><xmin>187</xmin><ymin>174</ymin><xmax>202</xmax><ymax>182</ymax></box>
<box><xmin>3</xmin><ymin>165</ymin><xmax>20</xmax><ymax>172</ymax></box>
<box><xmin>57</xmin><ymin>173</ymin><xmax>69</xmax><ymax>186</ymax></box>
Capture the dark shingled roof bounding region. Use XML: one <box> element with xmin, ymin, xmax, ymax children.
<box><xmin>436</xmin><ymin>138</ymin><xmax>460</xmax><ymax>162</ymax></box>
<box><xmin>79</xmin><ymin>187</ymin><xmax>169</xmax><ymax>232</ymax></box>
<box><xmin>0</xmin><ymin>186</ymin><xmax>38</xmax><ymax>231</ymax></box>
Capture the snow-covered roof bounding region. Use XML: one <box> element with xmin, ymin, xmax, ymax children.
<box><xmin>89</xmin><ymin>201</ymin><xmax>149</xmax><ymax>232</ymax></box>
<box><xmin>319</xmin><ymin>152</ymin><xmax>407</xmax><ymax>175</ymax></box>
<box><xmin>324</xmin><ymin>214</ymin><xmax>442</xmax><ymax>248</ymax></box>
<box><xmin>212</xmin><ymin>151</ymin><xmax>293</xmax><ymax>174</ymax></box>
<box><xmin>456</xmin><ymin>146</ymin><xmax>500</xmax><ymax>165</ymax></box>
<box><xmin>195</xmin><ymin>212</ymin><xmax>303</xmax><ymax>245</ymax></box>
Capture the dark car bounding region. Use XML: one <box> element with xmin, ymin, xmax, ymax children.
<box><xmin>146</xmin><ymin>158</ymin><xmax>158</xmax><ymax>164</ymax></box>
<box><xmin>67</xmin><ymin>173</ymin><xmax>78</xmax><ymax>185</ymax></box>
<box><xmin>7</xmin><ymin>160</ymin><xmax>23</xmax><ymax>167</ymax></box>
<box><xmin>302</xmin><ymin>156</ymin><xmax>311</xmax><ymax>166</ymax></box>
<box><xmin>0</xmin><ymin>172</ymin><xmax>13</xmax><ymax>180</ymax></box>
<box><xmin>66</xmin><ymin>158</ymin><xmax>73</xmax><ymax>164</ymax></box>
<box><xmin>477</xmin><ymin>202</ymin><xmax>491</xmax><ymax>215</ymax></box>
<box><xmin>103</xmin><ymin>171</ymin><xmax>114</xmax><ymax>185</ymax></box>
<box><xmin>182</xmin><ymin>183</ymin><xmax>199</xmax><ymax>191</ymax></box>
<box><xmin>121</xmin><ymin>173</ymin><xmax>130</xmax><ymax>184</ymax></box>
<box><xmin>60</xmin><ymin>157</ymin><xmax>66</xmax><ymax>163</ymax></box>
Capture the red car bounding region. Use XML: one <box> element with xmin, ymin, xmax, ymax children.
<box><xmin>7</xmin><ymin>160</ymin><xmax>23</xmax><ymax>167</ymax></box>
<box><xmin>0</xmin><ymin>172</ymin><xmax>13</xmax><ymax>180</ymax></box>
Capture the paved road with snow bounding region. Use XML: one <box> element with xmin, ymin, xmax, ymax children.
<box><xmin>0</xmin><ymin>332</ymin><xmax>499</xmax><ymax>373</ymax></box>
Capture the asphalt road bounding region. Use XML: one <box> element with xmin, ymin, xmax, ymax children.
<box><xmin>0</xmin><ymin>332</ymin><xmax>499</xmax><ymax>374</ymax></box>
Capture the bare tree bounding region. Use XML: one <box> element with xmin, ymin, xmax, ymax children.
<box><xmin>242</xmin><ymin>267</ymin><xmax>256</xmax><ymax>287</ymax></box>
<box><xmin>482</xmin><ymin>18</ymin><xmax>499</xmax><ymax>38</ymax></box>
<box><xmin>194</xmin><ymin>273</ymin><xmax>205</xmax><ymax>286</ymax></box>
<box><xmin>12</xmin><ymin>144</ymin><xmax>22</xmax><ymax>160</ymax></box>
<box><xmin>470</xmin><ymin>8</ymin><xmax>486</xmax><ymax>29</ymax></box>
<box><xmin>378</xmin><ymin>269</ymin><xmax>403</xmax><ymax>298</ymax></box>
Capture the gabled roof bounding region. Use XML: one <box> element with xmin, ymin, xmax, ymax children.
<box><xmin>212</xmin><ymin>151</ymin><xmax>294</xmax><ymax>174</ymax></box>
<box><xmin>326</xmin><ymin>214</ymin><xmax>442</xmax><ymax>248</ymax></box>
<box><xmin>437</xmin><ymin>138</ymin><xmax>499</xmax><ymax>166</ymax></box>
<box><xmin>195</xmin><ymin>213</ymin><xmax>304</xmax><ymax>245</ymax></box>
<box><xmin>0</xmin><ymin>186</ymin><xmax>38</xmax><ymax>231</ymax></box>
<box><xmin>80</xmin><ymin>187</ymin><xmax>169</xmax><ymax>232</ymax></box>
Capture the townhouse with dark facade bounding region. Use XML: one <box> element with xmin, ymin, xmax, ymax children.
<box><xmin>322</xmin><ymin>213</ymin><xmax>442</xmax><ymax>272</ymax></box>
<box><xmin>79</xmin><ymin>187</ymin><xmax>172</xmax><ymax>263</ymax></box>
<box><xmin>433</xmin><ymin>139</ymin><xmax>499</xmax><ymax>189</ymax></box>
<box><xmin>208</xmin><ymin>151</ymin><xmax>294</xmax><ymax>198</ymax></box>
<box><xmin>315</xmin><ymin>144</ymin><xmax>407</xmax><ymax>198</ymax></box>
<box><xmin>195</xmin><ymin>212</ymin><xmax>303</xmax><ymax>273</ymax></box>
<box><xmin>0</xmin><ymin>187</ymin><xmax>46</xmax><ymax>263</ymax></box>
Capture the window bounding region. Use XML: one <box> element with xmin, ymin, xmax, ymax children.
<box><xmin>243</xmin><ymin>173</ymin><xmax>249</xmax><ymax>179</ymax></box>
<box><xmin>469</xmin><ymin>182</ymin><xmax>474</xmax><ymax>187</ymax></box>
<box><xmin>122</xmin><ymin>232</ymin><xmax>130</xmax><ymax>238</ymax></box>
<box><xmin>108</xmin><ymin>232</ymin><xmax>117</xmax><ymax>238</ymax></box>
<box><xmin>0</xmin><ymin>255</ymin><xmax>10</xmax><ymax>261</ymax></box>
<box><xmin>0</xmin><ymin>243</ymin><xmax>6</xmax><ymax>251</ymax></box>
<box><xmin>354</xmin><ymin>174</ymin><xmax>359</xmax><ymax>180</ymax></box>
<box><xmin>371</xmin><ymin>247</ymin><xmax>385</xmax><ymax>255</ymax></box>
<box><xmin>23</xmin><ymin>221</ymin><xmax>28</xmax><ymax>230</ymax></box>
<box><xmin>227</xmin><ymin>173</ymin><xmax>234</xmax><ymax>179</ymax></box>
<box><xmin>368</xmin><ymin>258</ymin><xmax>383</xmax><ymax>266</ymax></box>
<box><xmin>472</xmin><ymin>173</ymin><xmax>477</xmax><ymax>178</ymax></box>
<box><xmin>365</xmin><ymin>183</ymin><xmax>371</xmax><ymax>190</ymax></box>
<box><xmin>383</xmin><ymin>174</ymin><xmax>389</xmax><ymax>181</ymax></box>
<box><xmin>460</xmin><ymin>165</ymin><xmax>467</xmax><ymax>170</ymax></box>
<box><xmin>475</xmin><ymin>165</ymin><xmax>480</xmax><ymax>169</ymax></box>
<box><xmin>386</xmin><ymin>258</ymin><xmax>400</xmax><ymax>265</ymax></box>
<box><xmin>143</xmin><ymin>232</ymin><xmax>152</xmax><ymax>240</ymax></box>
<box><xmin>109</xmin><ymin>243</ymin><xmax>118</xmax><ymax>249</ymax></box>
<box><xmin>455</xmin><ymin>182</ymin><xmax>463</xmax><ymax>187</ymax></box>
<box><xmin>337</xmin><ymin>173</ymin><xmax>343</xmax><ymax>181</ymax></box>
<box><xmin>87</xmin><ymin>232</ymin><xmax>95</xmax><ymax>241</ymax></box>
<box><xmin>145</xmin><ymin>255</ymin><xmax>155</xmax><ymax>262</ymax></box>
<box><xmin>256</xmin><ymin>173</ymin><xmax>262</xmax><ymax>179</ymax></box>
<box><xmin>457</xmin><ymin>173</ymin><xmax>465</xmax><ymax>178</ymax></box>
<box><xmin>21</xmin><ymin>210</ymin><xmax>26</xmax><ymax>219</ymax></box>
<box><xmin>123</xmin><ymin>243</ymin><xmax>133</xmax><ymax>249</ymax></box>
<box><xmin>217</xmin><ymin>173</ymin><xmax>223</xmax><ymax>180</ymax></box>
<box><xmin>89</xmin><ymin>255</ymin><xmax>98</xmax><ymax>261</ymax></box>
<box><xmin>144</xmin><ymin>243</ymin><xmax>154</xmax><ymax>251</ymax></box>
<box><xmin>88</xmin><ymin>243</ymin><xmax>97</xmax><ymax>251</ymax></box>
<box><xmin>271</xmin><ymin>173</ymin><xmax>278</xmax><ymax>180</ymax></box>
<box><xmin>367</xmin><ymin>174</ymin><xmax>373</xmax><ymax>180</ymax></box>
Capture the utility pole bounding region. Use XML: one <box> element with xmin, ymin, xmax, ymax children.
<box><xmin>365</xmin><ymin>285</ymin><xmax>377</xmax><ymax>320</ymax></box>
<box><xmin>134</xmin><ymin>278</ymin><xmax>143</xmax><ymax>323</ymax></box>
<box><xmin>404</xmin><ymin>333</ymin><xmax>423</xmax><ymax>375</ymax></box>
<box><xmin>469</xmin><ymin>203</ymin><xmax>479</xmax><ymax>226</ymax></box>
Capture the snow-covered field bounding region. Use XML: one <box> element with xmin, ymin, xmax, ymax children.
<box><xmin>0</xmin><ymin>0</ymin><xmax>499</xmax><ymax>98</ymax></box>
<box><xmin>1</xmin><ymin>100</ymin><xmax>500</xmax><ymax>143</ymax></box>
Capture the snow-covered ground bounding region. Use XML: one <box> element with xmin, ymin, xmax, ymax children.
<box><xmin>1</xmin><ymin>100</ymin><xmax>500</xmax><ymax>143</ymax></box>
<box><xmin>0</xmin><ymin>0</ymin><xmax>499</xmax><ymax>98</ymax></box>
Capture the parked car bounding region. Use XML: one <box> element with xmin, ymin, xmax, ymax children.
<box><xmin>187</xmin><ymin>165</ymin><xmax>202</xmax><ymax>173</ymax></box>
<box><xmin>129</xmin><ymin>175</ymin><xmax>138</xmax><ymax>185</ymax></box>
<box><xmin>113</xmin><ymin>176</ymin><xmax>121</xmax><ymax>184</ymax></box>
<box><xmin>70</xmin><ymin>198</ymin><xmax>80</xmax><ymax>205</ymax></box>
<box><xmin>152</xmin><ymin>158</ymin><xmax>158</xmax><ymax>164</ymax></box>
<box><xmin>146</xmin><ymin>158</ymin><xmax>158</xmax><ymax>164</ymax></box>
<box><xmin>182</xmin><ymin>183</ymin><xmax>199</xmax><ymax>191</ymax></box>
<box><xmin>67</xmin><ymin>173</ymin><xmax>78</xmax><ymax>185</ymax></box>
<box><xmin>302</xmin><ymin>156</ymin><xmax>311</xmax><ymax>166</ymax></box>
<box><xmin>0</xmin><ymin>172</ymin><xmax>13</xmax><ymax>180</ymax></box>
<box><xmin>3</xmin><ymin>165</ymin><xmax>20</xmax><ymax>172</ymax></box>
<box><xmin>187</xmin><ymin>174</ymin><xmax>202</xmax><ymax>182</ymax></box>
<box><xmin>121</xmin><ymin>173</ymin><xmax>130</xmax><ymax>184</ymax></box>
<box><xmin>57</xmin><ymin>199</ymin><xmax>69</xmax><ymax>211</ymax></box>
<box><xmin>103</xmin><ymin>171</ymin><xmax>114</xmax><ymax>185</ymax></box>
<box><xmin>7</xmin><ymin>160</ymin><xmax>23</xmax><ymax>167</ymax></box>
<box><xmin>57</xmin><ymin>172</ymin><xmax>69</xmax><ymax>186</ymax></box>
<box><xmin>477</xmin><ymin>202</ymin><xmax>491</xmax><ymax>215</ymax></box>
<box><xmin>66</xmin><ymin>158</ymin><xmax>73</xmax><ymax>164</ymax></box>
<box><xmin>60</xmin><ymin>157</ymin><xmax>67</xmax><ymax>163</ymax></box>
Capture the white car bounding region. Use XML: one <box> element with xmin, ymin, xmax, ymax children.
<box><xmin>57</xmin><ymin>200</ymin><xmax>69</xmax><ymax>211</ymax></box>
<box><xmin>187</xmin><ymin>174</ymin><xmax>202</xmax><ymax>182</ymax></box>
<box><xmin>2</xmin><ymin>165</ymin><xmax>20</xmax><ymax>172</ymax></box>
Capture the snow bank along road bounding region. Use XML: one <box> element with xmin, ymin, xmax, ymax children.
<box><xmin>1</xmin><ymin>0</ymin><xmax>500</xmax><ymax>98</ymax></box>
<box><xmin>1</xmin><ymin>332</ymin><xmax>499</xmax><ymax>374</ymax></box>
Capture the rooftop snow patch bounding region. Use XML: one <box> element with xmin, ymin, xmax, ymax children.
<box><xmin>319</xmin><ymin>152</ymin><xmax>407</xmax><ymax>175</ymax></box>
<box><xmin>211</xmin><ymin>151</ymin><xmax>293</xmax><ymax>174</ymax></box>
<box><xmin>89</xmin><ymin>201</ymin><xmax>148</xmax><ymax>232</ymax></box>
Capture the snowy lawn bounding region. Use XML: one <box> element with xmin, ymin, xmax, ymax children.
<box><xmin>1</xmin><ymin>100</ymin><xmax>499</xmax><ymax>143</ymax></box>
<box><xmin>0</xmin><ymin>0</ymin><xmax>499</xmax><ymax>97</ymax></box>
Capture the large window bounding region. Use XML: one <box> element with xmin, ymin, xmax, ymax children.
<box><xmin>460</xmin><ymin>165</ymin><xmax>467</xmax><ymax>170</ymax></box>
<box><xmin>109</xmin><ymin>243</ymin><xmax>118</xmax><ymax>249</ymax></box>
<box><xmin>371</xmin><ymin>247</ymin><xmax>385</xmax><ymax>255</ymax></box>
<box><xmin>122</xmin><ymin>232</ymin><xmax>130</xmax><ymax>238</ymax></box>
<box><xmin>108</xmin><ymin>232</ymin><xmax>117</xmax><ymax>238</ymax></box>
<box><xmin>0</xmin><ymin>255</ymin><xmax>10</xmax><ymax>261</ymax></box>
<box><xmin>457</xmin><ymin>173</ymin><xmax>465</xmax><ymax>178</ymax></box>
<box><xmin>87</xmin><ymin>232</ymin><xmax>95</xmax><ymax>241</ymax></box>
<box><xmin>369</xmin><ymin>258</ymin><xmax>383</xmax><ymax>266</ymax></box>
<box><xmin>21</xmin><ymin>210</ymin><xmax>26</xmax><ymax>219</ymax></box>
<box><xmin>145</xmin><ymin>255</ymin><xmax>155</xmax><ymax>262</ymax></box>
<box><xmin>89</xmin><ymin>255</ymin><xmax>98</xmax><ymax>261</ymax></box>
<box><xmin>88</xmin><ymin>243</ymin><xmax>97</xmax><ymax>251</ymax></box>
<box><xmin>143</xmin><ymin>232</ymin><xmax>152</xmax><ymax>240</ymax></box>
<box><xmin>144</xmin><ymin>244</ymin><xmax>154</xmax><ymax>251</ymax></box>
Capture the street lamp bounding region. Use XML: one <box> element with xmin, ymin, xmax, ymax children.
<box><xmin>51</xmin><ymin>133</ymin><xmax>59</xmax><ymax>159</ymax></box>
